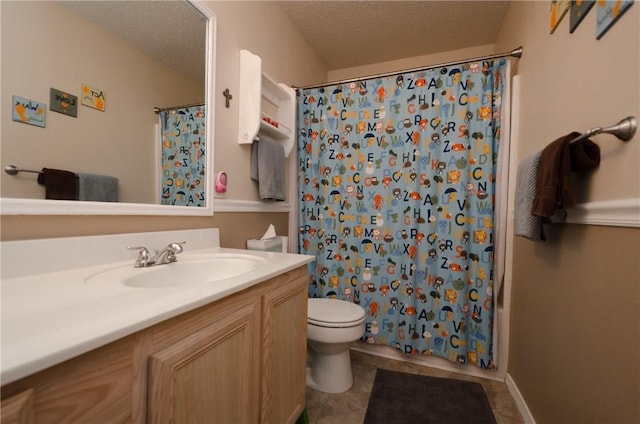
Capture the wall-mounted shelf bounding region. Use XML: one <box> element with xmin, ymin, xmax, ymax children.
<box><xmin>260</xmin><ymin>112</ymin><xmax>292</xmax><ymax>139</ymax></box>
<box><xmin>238</xmin><ymin>49</ymin><xmax>295</xmax><ymax>157</ymax></box>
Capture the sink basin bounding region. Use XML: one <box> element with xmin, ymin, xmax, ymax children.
<box><xmin>86</xmin><ymin>253</ymin><xmax>267</xmax><ymax>288</ymax></box>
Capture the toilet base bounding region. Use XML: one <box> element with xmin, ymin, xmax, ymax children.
<box><xmin>306</xmin><ymin>347</ymin><xmax>354</xmax><ymax>393</ymax></box>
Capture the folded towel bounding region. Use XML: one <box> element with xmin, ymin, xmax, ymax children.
<box><xmin>251</xmin><ymin>135</ymin><xmax>286</xmax><ymax>201</ymax></box>
<box><xmin>77</xmin><ymin>173</ymin><xmax>119</xmax><ymax>202</ymax></box>
<box><xmin>37</xmin><ymin>168</ymin><xmax>77</xmax><ymax>200</ymax></box>
<box><xmin>514</xmin><ymin>151</ymin><xmax>545</xmax><ymax>241</ymax></box>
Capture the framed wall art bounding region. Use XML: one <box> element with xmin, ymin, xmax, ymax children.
<box><xmin>570</xmin><ymin>0</ymin><xmax>595</xmax><ymax>33</ymax></box>
<box><xmin>551</xmin><ymin>0</ymin><xmax>571</xmax><ymax>33</ymax></box>
<box><xmin>12</xmin><ymin>95</ymin><xmax>46</xmax><ymax>128</ymax></box>
<box><xmin>595</xmin><ymin>0</ymin><xmax>634</xmax><ymax>39</ymax></box>
<box><xmin>50</xmin><ymin>88</ymin><xmax>78</xmax><ymax>117</ymax></box>
<box><xmin>81</xmin><ymin>83</ymin><xmax>106</xmax><ymax>111</ymax></box>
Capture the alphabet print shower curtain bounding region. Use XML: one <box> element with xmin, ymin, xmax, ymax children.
<box><xmin>297</xmin><ymin>60</ymin><xmax>509</xmax><ymax>368</ymax></box>
<box><xmin>159</xmin><ymin>105</ymin><xmax>206</xmax><ymax>206</ymax></box>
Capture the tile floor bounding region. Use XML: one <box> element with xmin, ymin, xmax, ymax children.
<box><xmin>305</xmin><ymin>349</ymin><xmax>524</xmax><ymax>424</ymax></box>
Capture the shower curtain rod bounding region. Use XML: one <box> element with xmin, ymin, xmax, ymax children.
<box><xmin>153</xmin><ymin>102</ymin><xmax>204</xmax><ymax>114</ymax></box>
<box><xmin>293</xmin><ymin>46</ymin><xmax>523</xmax><ymax>91</ymax></box>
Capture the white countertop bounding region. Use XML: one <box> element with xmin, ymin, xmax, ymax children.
<box><xmin>1</xmin><ymin>229</ymin><xmax>314</xmax><ymax>385</ymax></box>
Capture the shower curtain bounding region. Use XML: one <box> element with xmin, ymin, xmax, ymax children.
<box><xmin>159</xmin><ymin>105</ymin><xmax>206</xmax><ymax>206</ymax></box>
<box><xmin>297</xmin><ymin>59</ymin><xmax>509</xmax><ymax>368</ymax></box>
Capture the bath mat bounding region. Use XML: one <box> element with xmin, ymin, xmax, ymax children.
<box><xmin>364</xmin><ymin>368</ymin><xmax>496</xmax><ymax>424</ymax></box>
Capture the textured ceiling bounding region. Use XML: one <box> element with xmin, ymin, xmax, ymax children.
<box><xmin>59</xmin><ymin>1</ymin><xmax>207</xmax><ymax>83</ymax></box>
<box><xmin>58</xmin><ymin>1</ymin><xmax>509</xmax><ymax>81</ymax></box>
<box><xmin>278</xmin><ymin>0</ymin><xmax>510</xmax><ymax>70</ymax></box>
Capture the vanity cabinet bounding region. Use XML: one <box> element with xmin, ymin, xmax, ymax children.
<box><xmin>1</xmin><ymin>266</ymin><xmax>308</xmax><ymax>424</ymax></box>
<box><xmin>147</xmin><ymin>294</ymin><xmax>262</xmax><ymax>423</ymax></box>
<box><xmin>0</xmin><ymin>389</ymin><xmax>34</xmax><ymax>424</ymax></box>
<box><xmin>261</xmin><ymin>272</ymin><xmax>308</xmax><ymax>424</ymax></box>
<box><xmin>1</xmin><ymin>334</ymin><xmax>136</xmax><ymax>423</ymax></box>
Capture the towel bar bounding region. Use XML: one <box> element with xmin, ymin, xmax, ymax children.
<box><xmin>571</xmin><ymin>116</ymin><xmax>637</xmax><ymax>144</ymax></box>
<box><xmin>4</xmin><ymin>165</ymin><xmax>41</xmax><ymax>176</ymax></box>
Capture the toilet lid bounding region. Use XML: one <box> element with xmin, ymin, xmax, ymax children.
<box><xmin>308</xmin><ymin>298</ymin><xmax>366</xmax><ymax>327</ymax></box>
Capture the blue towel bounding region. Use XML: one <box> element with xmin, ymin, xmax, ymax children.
<box><xmin>250</xmin><ymin>135</ymin><xmax>286</xmax><ymax>201</ymax></box>
<box><xmin>514</xmin><ymin>152</ymin><xmax>544</xmax><ymax>241</ymax></box>
<box><xmin>77</xmin><ymin>173</ymin><xmax>118</xmax><ymax>202</ymax></box>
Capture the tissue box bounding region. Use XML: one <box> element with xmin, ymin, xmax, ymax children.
<box><xmin>247</xmin><ymin>236</ymin><xmax>286</xmax><ymax>252</ymax></box>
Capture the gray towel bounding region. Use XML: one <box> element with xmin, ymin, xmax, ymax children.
<box><xmin>250</xmin><ymin>135</ymin><xmax>286</xmax><ymax>201</ymax></box>
<box><xmin>514</xmin><ymin>152</ymin><xmax>544</xmax><ymax>241</ymax></box>
<box><xmin>77</xmin><ymin>173</ymin><xmax>118</xmax><ymax>202</ymax></box>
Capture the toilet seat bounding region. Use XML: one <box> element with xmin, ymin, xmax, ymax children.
<box><xmin>308</xmin><ymin>298</ymin><xmax>366</xmax><ymax>328</ymax></box>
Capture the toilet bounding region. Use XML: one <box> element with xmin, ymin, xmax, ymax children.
<box><xmin>306</xmin><ymin>298</ymin><xmax>366</xmax><ymax>393</ymax></box>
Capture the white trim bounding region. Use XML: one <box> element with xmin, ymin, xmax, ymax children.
<box><xmin>213</xmin><ymin>198</ymin><xmax>290</xmax><ymax>212</ymax></box>
<box><xmin>495</xmin><ymin>72</ymin><xmax>520</xmax><ymax>374</ymax></box>
<box><xmin>505</xmin><ymin>373</ymin><xmax>536</xmax><ymax>424</ymax></box>
<box><xmin>287</xmin><ymin>148</ymin><xmax>299</xmax><ymax>253</ymax></box>
<box><xmin>566</xmin><ymin>198</ymin><xmax>640</xmax><ymax>227</ymax></box>
<box><xmin>0</xmin><ymin>197</ymin><xmax>214</xmax><ymax>216</ymax></box>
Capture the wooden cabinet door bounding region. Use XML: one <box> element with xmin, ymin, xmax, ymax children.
<box><xmin>148</xmin><ymin>298</ymin><xmax>261</xmax><ymax>424</ymax></box>
<box><xmin>1</xmin><ymin>336</ymin><xmax>134</xmax><ymax>424</ymax></box>
<box><xmin>261</xmin><ymin>270</ymin><xmax>308</xmax><ymax>424</ymax></box>
<box><xmin>1</xmin><ymin>389</ymin><xmax>34</xmax><ymax>424</ymax></box>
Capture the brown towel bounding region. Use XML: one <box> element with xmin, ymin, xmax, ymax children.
<box><xmin>532</xmin><ymin>132</ymin><xmax>600</xmax><ymax>220</ymax></box>
<box><xmin>37</xmin><ymin>168</ymin><xmax>78</xmax><ymax>200</ymax></box>
<box><xmin>570</xmin><ymin>138</ymin><xmax>601</xmax><ymax>172</ymax></box>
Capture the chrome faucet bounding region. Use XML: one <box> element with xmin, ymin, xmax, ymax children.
<box><xmin>128</xmin><ymin>241</ymin><xmax>186</xmax><ymax>267</ymax></box>
<box><xmin>151</xmin><ymin>242</ymin><xmax>185</xmax><ymax>265</ymax></box>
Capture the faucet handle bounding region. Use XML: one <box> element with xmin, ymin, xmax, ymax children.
<box><xmin>127</xmin><ymin>246</ymin><xmax>153</xmax><ymax>267</ymax></box>
<box><xmin>169</xmin><ymin>241</ymin><xmax>187</xmax><ymax>254</ymax></box>
<box><xmin>163</xmin><ymin>241</ymin><xmax>186</xmax><ymax>262</ymax></box>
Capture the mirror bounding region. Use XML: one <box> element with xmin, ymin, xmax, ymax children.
<box><xmin>0</xmin><ymin>0</ymin><xmax>216</xmax><ymax>215</ymax></box>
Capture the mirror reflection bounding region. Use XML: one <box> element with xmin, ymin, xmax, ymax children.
<box><xmin>1</xmin><ymin>0</ymin><xmax>208</xmax><ymax>208</ymax></box>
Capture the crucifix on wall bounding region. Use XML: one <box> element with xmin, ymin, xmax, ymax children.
<box><xmin>223</xmin><ymin>89</ymin><xmax>232</xmax><ymax>108</ymax></box>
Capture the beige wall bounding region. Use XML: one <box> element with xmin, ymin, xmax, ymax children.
<box><xmin>496</xmin><ymin>1</ymin><xmax>639</xmax><ymax>202</ymax></box>
<box><xmin>1</xmin><ymin>1</ymin><xmax>203</xmax><ymax>204</ymax></box>
<box><xmin>495</xmin><ymin>2</ymin><xmax>639</xmax><ymax>423</ymax></box>
<box><xmin>1</xmin><ymin>1</ymin><xmax>327</xmax><ymax>247</ymax></box>
<box><xmin>210</xmin><ymin>1</ymin><xmax>327</xmax><ymax>202</ymax></box>
<box><xmin>511</xmin><ymin>226</ymin><xmax>639</xmax><ymax>423</ymax></box>
<box><xmin>0</xmin><ymin>212</ymin><xmax>290</xmax><ymax>250</ymax></box>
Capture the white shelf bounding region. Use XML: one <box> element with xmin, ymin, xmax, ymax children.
<box><xmin>238</xmin><ymin>50</ymin><xmax>295</xmax><ymax>157</ymax></box>
<box><xmin>260</xmin><ymin>112</ymin><xmax>291</xmax><ymax>138</ymax></box>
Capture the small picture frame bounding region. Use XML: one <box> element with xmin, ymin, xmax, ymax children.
<box><xmin>12</xmin><ymin>95</ymin><xmax>46</xmax><ymax>128</ymax></box>
<box><xmin>550</xmin><ymin>0</ymin><xmax>571</xmax><ymax>33</ymax></box>
<box><xmin>596</xmin><ymin>0</ymin><xmax>634</xmax><ymax>39</ymax></box>
<box><xmin>81</xmin><ymin>83</ymin><xmax>106</xmax><ymax>111</ymax></box>
<box><xmin>570</xmin><ymin>0</ymin><xmax>595</xmax><ymax>33</ymax></box>
<box><xmin>50</xmin><ymin>88</ymin><xmax>78</xmax><ymax>117</ymax></box>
